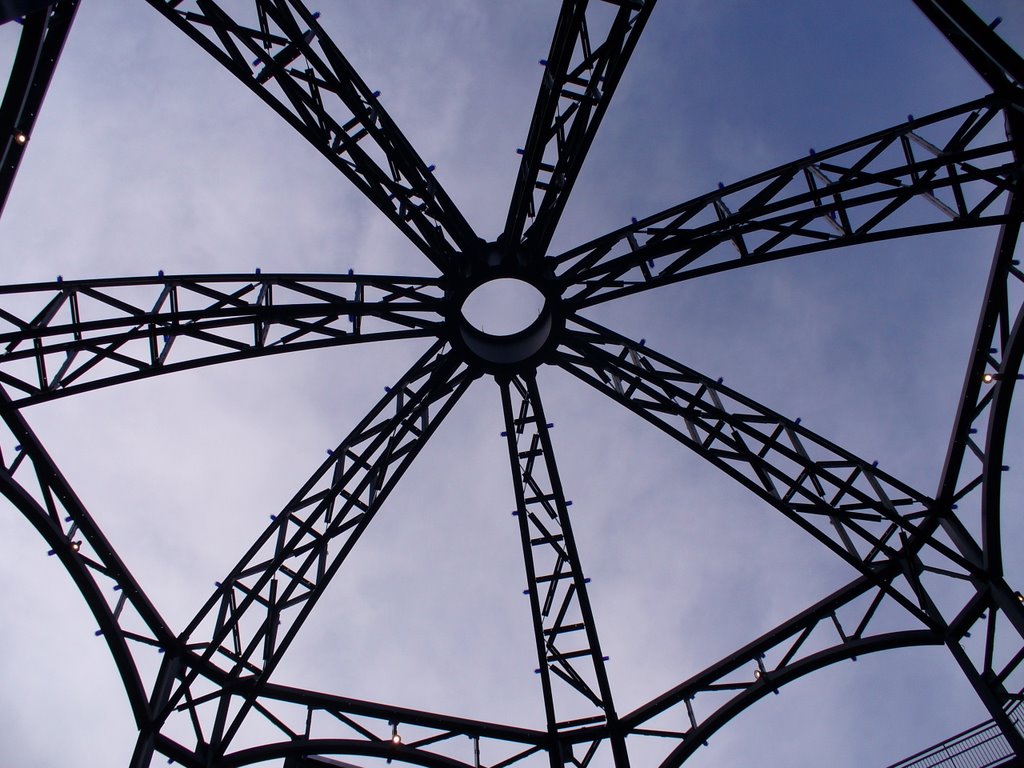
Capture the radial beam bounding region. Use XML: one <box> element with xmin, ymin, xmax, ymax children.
<box><xmin>0</xmin><ymin>273</ymin><xmax>444</xmax><ymax>405</ymax></box>
<box><xmin>136</xmin><ymin>342</ymin><xmax>473</xmax><ymax>765</ymax></box>
<box><xmin>555</xmin><ymin>95</ymin><xmax>1020</xmax><ymax>308</ymax></box>
<box><xmin>499</xmin><ymin>374</ymin><xmax>626</xmax><ymax>767</ymax></box>
<box><xmin>555</xmin><ymin>316</ymin><xmax>965</xmax><ymax>589</ymax></box>
<box><xmin>557</xmin><ymin>316</ymin><xmax>1024</xmax><ymax>753</ymax></box>
<box><xmin>0</xmin><ymin>1</ymin><xmax>79</xmax><ymax>218</ymax></box>
<box><xmin>504</xmin><ymin>0</ymin><xmax>655</xmax><ymax>261</ymax></box>
<box><xmin>145</xmin><ymin>1</ymin><xmax>479</xmax><ymax>272</ymax></box>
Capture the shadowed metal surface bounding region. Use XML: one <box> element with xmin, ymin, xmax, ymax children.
<box><xmin>2</xmin><ymin>2</ymin><xmax>1023</xmax><ymax>767</ymax></box>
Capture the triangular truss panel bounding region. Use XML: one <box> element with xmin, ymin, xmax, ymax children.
<box><xmin>1</xmin><ymin>1</ymin><xmax>1024</xmax><ymax>767</ymax></box>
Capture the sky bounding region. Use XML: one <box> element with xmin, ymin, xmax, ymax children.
<box><xmin>1</xmin><ymin>1</ymin><xmax>1024</xmax><ymax>767</ymax></box>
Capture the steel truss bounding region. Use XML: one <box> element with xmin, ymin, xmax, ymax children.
<box><xmin>3</xmin><ymin>1</ymin><xmax>1024</xmax><ymax>767</ymax></box>
<box><xmin>0</xmin><ymin>0</ymin><xmax>79</xmax><ymax>216</ymax></box>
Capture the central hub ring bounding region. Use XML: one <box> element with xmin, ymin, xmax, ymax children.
<box><xmin>459</xmin><ymin>278</ymin><xmax>553</xmax><ymax>365</ymax></box>
<box><xmin>445</xmin><ymin>241</ymin><xmax>564</xmax><ymax>375</ymax></box>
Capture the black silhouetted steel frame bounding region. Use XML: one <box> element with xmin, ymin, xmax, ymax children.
<box><xmin>0</xmin><ymin>0</ymin><xmax>78</xmax><ymax>216</ymax></box>
<box><xmin>2</xmin><ymin>1</ymin><xmax>1024</xmax><ymax>766</ymax></box>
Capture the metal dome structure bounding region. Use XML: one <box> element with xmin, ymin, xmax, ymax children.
<box><xmin>1</xmin><ymin>2</ymin><xmax>1024</xmax><ymax>767</ymax></box>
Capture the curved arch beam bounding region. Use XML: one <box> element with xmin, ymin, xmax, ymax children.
<box><xmin>500</xmin><ymin>374</ymin><xmax>625</xmax><ymax>766</ymax></box>
<box><xmin>610</xmin><ymin>566</ymin><xmax>943</xmax><ymax>764</ymax></box>
<box><xmin>219</xmin><ymin>739</ymin><xmax>473</xmax><ymax>768</ymax></box>
<box><xmin>621</xmin><ymin>570</ymin><xmax>936</xmax><ymax>728</ymax></box>
<box><xmin>244</xmin><ymin>682</ymin><xmax>547</xmax><ymax>768</ymax></box>
<box><xmin>981</xmin><ymin>281</ymin><xmax>1024</xmax><ymax>577</ymax></box>
<box><xmin>0</xmin><ymin>387</ymin><xmax>172</xmax><ymax>729</ymax></box>
<box><xmin>654</xmin><ymin>629</ymin><xmax>941</xmax><ymax>768</ymax></box>
<box><xmin>149</xmin><ymin>683</ymin><xmax>549</xmax><ymax>768</ymax></box>
<box><xmin>935</xmin><ymin>197</ymin><xmax>1024</xmax><ymax>577</ymax></box>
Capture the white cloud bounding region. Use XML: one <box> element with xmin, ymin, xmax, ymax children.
<box><xmin>0</xmin><ymin>1</ymin><xmax>1021</xmax><ymax>767</ymax></box>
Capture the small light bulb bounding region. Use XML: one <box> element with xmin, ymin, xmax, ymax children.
<box><xmin>391</xmin><ymin>734</ymin><xmax>402</xmax><ymax>745</ymax></box>
<box><xmin>13</xmin><ymin>132</ymin><xmax>27</xmax><ymax>145</ymax></box>
<box><xmin>753</xmin><ymin>668</ymin><xmax>762</xmax><ymax>680</ymax></box>
<box><xmin>70</xmin><ymin>540</ymin><xmax>82</xmax><ymax>552</ymax></box>
<box><xmin>983</xmin><ymin>372</ymin><xmax>995</xmax><ymax>384</ymax></box>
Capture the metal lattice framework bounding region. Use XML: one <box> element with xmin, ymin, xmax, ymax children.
<box><xmin>2</xmin><ymin>1</ymin><xmax>1024</xmax><ymax>766</ymax></box>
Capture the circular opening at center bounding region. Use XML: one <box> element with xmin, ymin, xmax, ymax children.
<box><xmin>461</xmin><ymin>278</ymin><xmax>546</xmax><ymax>336</ymax></box>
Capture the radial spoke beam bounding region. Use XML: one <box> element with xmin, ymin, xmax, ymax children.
<box><xmin>557</xmin><ymin>315</ymin><xmax>1024</xmax><ymax>755</ymax></box>
<box><xmin>141</xmin><ymin>342</ymin><xmax>473</xmax><ymax>764</ymax></box>
<box><xmin>0</xmin><ymin>1</ymin><xmax>79</xmax><ymax>218</ymax></box>
<box><xmin>556</xmin><ymin>95</ymin><xmax>1021</xmax><ymax>308</ymax></box>
<box><xmin>499</xmin><ymin>374</ymin><xmax>626</xmax><ymax>767</ymax></box>
<box><xmin>145</xmin><ymin>1</ymin><xmax>479</xmax><ymax>272</ymax></box>
<box><xmin>554</xmin><ymin>316</ymin><xmax>981</xmax><ymax>589</ymax></box>
<box><xmin>504</xmin><ymin>0</ymin><xmax>655</xmax><ymax>261</ymax></box>
<box><xmin>0</xmin><ymin>273</ymin><xmax>444</xmax><ymax>405</ymax></box>
<box><xmin>0</xmin><ymin>387</ymin><xmax>172</xmax><ymax>732</ymax></box>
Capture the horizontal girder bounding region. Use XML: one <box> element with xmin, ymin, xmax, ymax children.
<box><xmin>622</xmin><ymin>571</ymin><xmax>942</xmax><ymax>766</ymax></box>
<box><xmin>157</xmin><ymin>681</ymin><xmax>548</xmax><ymax>768</ymax></box>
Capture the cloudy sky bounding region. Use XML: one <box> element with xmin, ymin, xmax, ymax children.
<box><xmin>1</xmin><ymin>1</ymin><xmax>1023</xmax><ymax>766</ymax></box>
